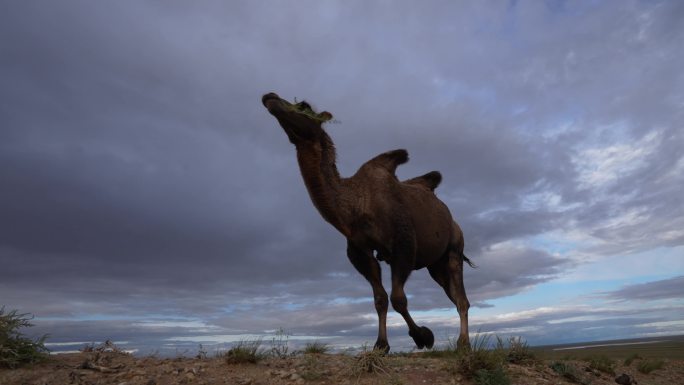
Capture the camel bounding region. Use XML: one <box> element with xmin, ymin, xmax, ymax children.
<box><xmin>261</xmin><ymin>92</ymin><xmax>473</xmax><ymax>352</ymax></box>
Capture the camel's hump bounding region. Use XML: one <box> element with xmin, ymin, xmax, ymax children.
<box><xmin>403</xmin><ymin>171</ymin><xmax>442</xmax><ymax>191</ymax></box>
<box><xmin>366</xmin><ymin>149</ymin><xmax>409</xmax><ymax>174</ymax></box>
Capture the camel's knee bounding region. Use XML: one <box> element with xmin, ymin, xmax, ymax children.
<box><xmin>390</xmin><ymin>292</ymin><xmax>408</xmax><ymax>313</ymax></box>
<box><xmin>374</xmin><ymin>292</ymin><xmax>389</xmax><ymax>312</ymax></box>
<box><xmin>448</xmin><ymin>281</ymin><xmax>470</xmax><ymax>314</ymax></box>
<box><xmin>457</xmin><ymin>298</ymin><xmax>470</xmax><ymax>313</ymax></box>
<box><xmin>453</xmin><ymin>296</ymin><xmax>469</xmax><ymax>318</ymax></box>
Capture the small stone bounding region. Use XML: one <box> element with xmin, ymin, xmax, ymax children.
<box><xmin>615</xmin><ymin>373</ymin><xmax>637</xmax><ymax>385</ymax></box>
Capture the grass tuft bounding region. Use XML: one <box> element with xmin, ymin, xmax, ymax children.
<box><xmin>0</xmin><ymin>307</ymin><xmax>49</xmax><ymax>369</ymax></box>
<box><xmin>624</xmin><ymin>353</ymin><xmax>642</xmax><ymax>366</ymax></box>
<box><xmin>637</xmin><ymin>359</ymin><xmax>664</xmax><ymax>374</ymax></box>
<box><xmin>196</xmin><ymin>344</ymin><xmax>208</xmax><ymax>360</ymax></box>
<box><xmin>454</xmin><ymin>333</ymin><xmax>507</xmax><ymax>379</ymax></box>
<box><xmin>223</xmin><ymin>339</ymin><xmax>264</xmax><ymax>364</ymax></box>
<box><xmin>300</xmin><ymin>354</ymin><xmax>325</xmax><ymax>381</ymax></box>
<box><xmin>268</xmin><ymin>328</ymin><xmax>290</xmax><ymax>358</ymax></box>
<box><xmin>475</xmin><ymin>366</ymin><xmax>511</xmax><ymax>385</ymax></box>
<box><xmin>585</xmin><ymin>355</ymin><xmax>615</xmax><ymax>375</ymax></box>
<box><xmin>349</xmin><ymin>343</ymin><xmax>388</xmax><ymax>376</ymax></box>
<box><xmin>303</xmin><ymin>340</ymin><xmax>329</xmax><ymax>354</ymax></box>
<box><xmin>500</xmin><ymin>336</ymin><xmax>537</xmax><ymax>365</ymax></box>
<box><xmin>549</xmin><ymin>361</ymin><xmax>589</xmax><ymax>385</ymax></box>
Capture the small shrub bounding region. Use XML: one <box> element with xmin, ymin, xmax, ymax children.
<box><xmin>196</xmin><ymin>344</ymin><xmax>208</xmax><ymax>360</ymax></box>
<box><xmin>0</xmin><ymin>307</ymin><xmax>49</xmax><ymax>368</ymax></box>
<box><xmin>91</xmin><ymin>339</ymin><xmax>127</xmax><ymax>354</ymax></box>
<box><xmin>637</xmin><ymin>359</ymin><xmax>664</xmax><ymax>374</ymax></box>
<box><xmin>624</xmin><ymin>353</ymin><xmax>642</xmax><ymax>366</ymax></box>
<box><xmin>300</xmin><ymin>354</ymin><xmax>324</xmax><ymax>381</ymax></box>
<box><xmin>502</xmin><ymin>336</ymin><xmax>536</xmax><ymax>365</ymax></box>
<box><xmin>304</xmin><ymin>340</ymin><xmax>329</xmax><ymax>354</ymax></box>
<box><xmin>455</xmin><ymin>333</ymin><xmax>506</xmax><ymax>379</ymax></box>
<box><xmin>81</xmin><ymin>342</ymin><xmax>95</xmax><ymax>353</ymax></box>
<box><xmin>349</xmin><ymin>343</ymin><xmax>388</xmax><ymax>376</ymax></box>
<box><xmin>475</xmin><ymin>366</ymin><xmax>511</xmax><ymax>385</ymax></box>
<box><xmin>269</xmin><ymin>328</ymin><xmax>290</xmax><ymax>358</ymax></box>
<box><xmin>549</xmin><ymin>361</ymin><xmax>587</xmax><ymax>384</ymax></box>
<box><xmin>224</xmin><ymin>339</ymin><xmax>264</xmax><ymax>364</ymax></box>
<box><xmin>585</xmin><ymin>355</ymin><xmax>615</xmax><ymax>375</ymax></box>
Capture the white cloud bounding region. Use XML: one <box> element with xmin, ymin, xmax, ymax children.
<box><xmin>573</xmin><ymin>130</ymin><xmax>660</xmax><ymax>191</ymax></box>
<box><xmin>557</xmin><ymin>246</ymin><xmax>684</xmax><ymax>283</ymax></box>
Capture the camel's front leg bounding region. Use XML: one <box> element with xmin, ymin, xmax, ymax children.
<box><xmin>346</xmin><ymin>241</ymin><xmax>389</xmax><ymax>352</ymax></box>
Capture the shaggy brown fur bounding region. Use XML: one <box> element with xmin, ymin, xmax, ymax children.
<box><xmin>262</xmin><ymin>92</ymin><xmax>473</xmax><ymax>352</ymax></box>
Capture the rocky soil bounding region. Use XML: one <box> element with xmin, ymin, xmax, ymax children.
<box><xmin>1</xmin><ymin>351</ymin><xmax>683</xmax><ymax>385</ymax></box>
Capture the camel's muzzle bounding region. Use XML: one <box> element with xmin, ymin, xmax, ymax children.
<box><xmin>262</xmin><ymin>92</ymin><xmax>281</xmax><ymax>107</ymax></box>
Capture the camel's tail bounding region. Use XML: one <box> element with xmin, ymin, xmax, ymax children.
<box><xmin>462</xmin><ymin>253</ymin><xmax>477</xmax><ymax>269</ymax></box>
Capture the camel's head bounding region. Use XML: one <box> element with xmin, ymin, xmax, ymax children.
<box><xmin>262</xmin><ymin>92</ymin><xmax>333</xmax><ymax>144</ymax></box>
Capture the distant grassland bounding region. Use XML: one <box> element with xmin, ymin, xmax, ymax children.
<box><xmin>532</xmin><ymin>335</ymin><xmax>684</xmax><ymax>360</ymax></box>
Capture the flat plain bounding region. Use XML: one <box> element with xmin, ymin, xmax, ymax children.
<box><xmin>1</xmin><ymin>335</ymin><xmax>683</xmax><ymax>385</ymax></box>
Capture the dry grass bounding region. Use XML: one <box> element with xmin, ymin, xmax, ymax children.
<box><xmin>454</xmin><ymin>333</ymin><xmax>506</xmax><ymax>379</ymax></box>
<box><xmin>304</xmin><ymin>340</ymin><xmax>330</xmax><ymax>354</ymax></box>
<box><xmin>585</xmin><ymin>355</ymin><xmax>616</xmax><ymax>375</ymax></box>
<box><xmin>549</xmin><ymin>361</ymin><xmax>588</xmax><ymax>385</ymax></box>
<box><xmin>222</xmin><ymin>339</ymin><xmax>264</xmax><ymax>364</ymax></box>
<box><xmin>348</xmin><ymin>344</ymin><xmax>389</xmax><ymax>378</ymax></box>
<box><xmin>502</xmin><ymin>336</ymin><xmax>537</xmax><ymax>365</ymax></box>
<box><xmin>624</xmin><ymin>353</ymin><xmax>642</xmax><ymax>366</ymax></box>
<box><xmin>268</xmin><ymin>328</ymin><xmax>290</xmax><ymax>358</ymax></box>
<box><xmin>637</xmin><ymin>358</ymin><xmax>665</xmax><ymax>374</ymax></box>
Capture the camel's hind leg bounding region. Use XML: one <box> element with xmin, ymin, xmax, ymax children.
<box><xmin>428</xmin><ymin>248</ymin><xmax>471</xmax><ymax>350</ymax></box>
<box><xmin>389</xmin><ymin>260</ymin><xmax>435</xmax><ymax>349</ymax></box>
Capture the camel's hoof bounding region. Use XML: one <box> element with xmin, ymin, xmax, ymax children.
<box><xmin>373</xmin><ymin>340</ymin><xmax>390</xmax><ymax>354</ymax></box>
<box><xmin>409</xmin><ymin>326</ymin><xmax>434</xmax><ymax>349</ymax></box>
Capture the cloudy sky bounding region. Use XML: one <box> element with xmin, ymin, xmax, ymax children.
<box><xmin>2</xmin><ymin>1</ymin><xmax>683</xmax><ymax>355</ymax></box>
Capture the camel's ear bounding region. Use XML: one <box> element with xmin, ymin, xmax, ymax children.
<box><xmin>318</xmin><ymin>111</ymin><xmax>333</xmax><ymax>122</ymax></box>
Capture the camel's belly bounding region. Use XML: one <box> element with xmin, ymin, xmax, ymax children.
<box><xmin>346</xmin><ymin>185</ymin><xmax>453</xmax><ymax>269</ymax></box>
<box><xmin>409</xmin><ymin>196</ymin><xmax>453</xmax><ymax>268</ymax></box>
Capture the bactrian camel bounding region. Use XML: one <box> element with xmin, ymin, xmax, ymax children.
<box><xmin>262</xmin><ymin>92</ymin><xmax>473</xmax><ymax>352</ymax></box>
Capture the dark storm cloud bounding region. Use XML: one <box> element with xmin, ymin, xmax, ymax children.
<box><xmin>0</xmin><ymin>2</ymin><xmax>347</xmax><ymax>287</ymax></box>
<box><xmin>2</xmin><ymin>0</ymin><xmax>683</xmax><ymax>349</ymax></box>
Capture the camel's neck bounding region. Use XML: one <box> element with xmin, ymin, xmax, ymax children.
<box><xmin>295</xmin><ymin>132</ymin><xmax>350</xmax><ymax>236</ymax></box>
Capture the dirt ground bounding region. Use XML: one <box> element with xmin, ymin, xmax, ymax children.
<box><xmin>1</xmin><ymin>351</ymin><xmax>683</xmax><ymax>385</ymax></box>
